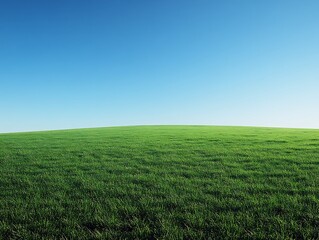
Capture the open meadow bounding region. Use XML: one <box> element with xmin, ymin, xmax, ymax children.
<box><xmin>1</xmin><ymin>126</ymin><xmax>319</xmax><ymax>239</ymax></box>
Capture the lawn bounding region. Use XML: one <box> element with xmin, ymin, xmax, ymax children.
<box><xmin>0</xmin><ymin>126</ymin><xmax>319</xmax><ymax>239</ymax></box>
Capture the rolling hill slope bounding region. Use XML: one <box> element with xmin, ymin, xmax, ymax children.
<box><xmin>1</xmin><ymin>126</ymin><xmax>319</xmax><ymax>239</ymax></box>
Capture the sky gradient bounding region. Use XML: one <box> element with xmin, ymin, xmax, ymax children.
<box><xmin>1</xmin><ymin>0</ymin><xmax>319</xmax><ymax>132</ymax></box>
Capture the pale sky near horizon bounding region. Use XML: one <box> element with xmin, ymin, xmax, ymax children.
<box><xmin>1</xmin><ymin>0</ymin><xmax>319</xmax><ymax>133</ymax></box>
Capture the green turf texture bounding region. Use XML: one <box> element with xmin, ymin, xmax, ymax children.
<box><xmin>1</xmin><ymin>126</ymin><xmax>319</xmax><ymax>239</ymax></box>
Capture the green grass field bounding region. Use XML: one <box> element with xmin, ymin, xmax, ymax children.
<box><xmin>1</xmin><ymin>126</ymin><xmax>319</xmax><ymax>239</ymax></box>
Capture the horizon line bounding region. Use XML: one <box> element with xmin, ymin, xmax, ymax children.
<box><xmin>1</xmin><ymin>124</ymin><xmax>319</xmax><ymax>134</ymax></box>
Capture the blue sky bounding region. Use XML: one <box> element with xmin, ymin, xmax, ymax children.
<box><xmin>1</xmin><ymin>0</ymin><xmax>319</xmax><ymax>132</ymax></box>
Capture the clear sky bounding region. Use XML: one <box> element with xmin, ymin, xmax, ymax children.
<box><xmin>1</xmin><ymin>0</ymin><xmax>319</xmax><ymax>132</ymax></box>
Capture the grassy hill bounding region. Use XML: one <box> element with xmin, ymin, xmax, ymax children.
<box><xmin>1</xmin><ymin>126</ymin><xmax>319</xmax><ymax>239</ymax></box>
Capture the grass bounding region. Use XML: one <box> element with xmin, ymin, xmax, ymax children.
<box><xmin>0</xmin><ymin>125</ymin><xmax>319</xmax><ymax>239</ymax></box>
